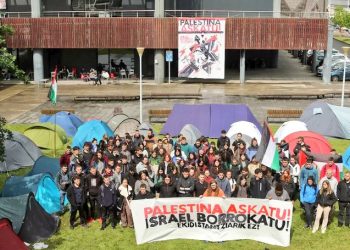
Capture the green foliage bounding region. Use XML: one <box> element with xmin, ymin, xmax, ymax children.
<box><xmin>0</xmin><ymin>117</ymin><xmax>12</xmax><ymax>163</ymax></box>
<box><xmin>0</xmin><ymin>24</ymin><xmax>29</xmax><ymax>84</ymax></box>
<box><xmin>332</xmin><ymin>7</ymin><xmax>350</xmax><ymax>28</ymax></box>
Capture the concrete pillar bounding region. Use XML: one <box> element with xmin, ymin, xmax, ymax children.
<box><xmin>311</xmin><ymin>50</ymin><xmax>317</xmax><ymax>73</ymax></box>
<box><xmin>323</xmin><ymin>23</ymin><xmax>334</xmax><ymax>84</ymax></box>
<box><xmin>32</xmin><ymin>0</ymin><xmax>44</xmax><ymax>83</ymax></box>
<box><xmin>154</xmin><ymin>0</ymin><xmax>165</xmax><ymax>84</ymax></box>
<box><xmin>273</xmin><ymin>0</ymin><xmax>281</xmax><ymax>17</ymax></box>
<box><xmin>240</xmin><ymin>50</ymin><xmax>246</xmax><ymax>84</ymax></box>
<box><xmin>33</xmin><ymin>50</ymin><xmax>44</xmax><ymax>82</ymax></box>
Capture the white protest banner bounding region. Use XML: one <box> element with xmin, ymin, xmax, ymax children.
<box><xmin>130</xmin><ymin>197</ymin><xmax>293</xmax><ymax>247</ymax></box>
<box><xmin>178</xmin><ymin>18</ymin><xmax>225</xmax><ymax>79</ymax></box>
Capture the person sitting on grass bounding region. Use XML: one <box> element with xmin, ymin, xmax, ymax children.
<box><xmin>312</xmin><ymin>180</ymin><xmax>337</xmax><ymax>234</ymax></box>
<box><xmin>98</xmin><ymin>175</ymin><xmax>118</xmax><ymax>230</ymax></box>
<box><xmin>67</xmin><ymin>175</ymin><xmax>87</xmax><ymax>229</ymax></box>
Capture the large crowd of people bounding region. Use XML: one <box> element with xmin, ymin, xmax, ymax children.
<box><xmin>55</xmin><ymin>128</ymin><xmax>350</xmax><ymax>233</ymax></box>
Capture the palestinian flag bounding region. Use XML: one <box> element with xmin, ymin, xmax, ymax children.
<box><xmin>255</xmin><ymin>122</ymin><xmax>280</xmax><ymax>171</ymax></box>
<box><xmin>48</xmin><ymin>67</ymin><xmax>58</xmax><ymax>105</ymax></box>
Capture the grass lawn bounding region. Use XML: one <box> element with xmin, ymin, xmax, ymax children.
<box><xmin>334</xmin><ymin>36</ymin><xmax>350</xmax><ymax>45</ymax></box>
<box><xmin>1</xmin><ymin>123</ymin><xmax>350</xmax><ymax>249</ymax></box>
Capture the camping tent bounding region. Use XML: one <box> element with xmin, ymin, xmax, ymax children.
<box><xmin>0</xmin><ymin>219</ymin><xmax>27</xmax><ymax>250</ymax></box>
<box><xmin>179</xmin><ymin>124</ymin><xmax>202</xmax><ymax>145</ymax></box>
<box><xmin>27</xmin><ymin>156</ymin><xmax>60</xmax><ymax>177</ymax></box>
<box><xmin>300</xmin><ymin>100</ymin><xmax>350</xmax><ymax>139</ymax></box>
<box><xmin>0</xmin><ymin>132</ymin><xmax>42</xmax><ymax>172</ymax></box>
<box><xmin>1</xmin><ymin>173</ymin><xmax>62</xmax><ymax>214</ymax></box>
<box><xmin>284</xmin><ymin>131</ymin><xmax>332</xmax><ymax>155</ymax></box>
<box><xmin>161</xmin><ymin>104</ymin><xmax>261</xmax><ymax>138</ymax></box>
<box><xmin>139</xmin><ymin>122</ymin><xmax>154</xmax><ymax>137</ymax></box>
<box><xmin>226</xmin><ymin>121</ymin><xmax>262</xmax><ymax>145</ymax></box>
<box><xmin>40</xmin><ymin>111</ymin><xmax>83</xmax><ymax>137</ymax></box>
<box><xmin>344</xmin><ymin>146</ymin><xmax>350</xmax><ymax>170</ymax></box>
<box><xmin>23</xmin><ymin>123</ymin><xmax>68</xmax><ymax>150</ymax></box>
<box><xmin>0</xmin><ymin>193</ymin><xmax>59</xmax><ymax>243</ymax></box>
<box><xmin>72</xmin><ymin>120</ymin><xmax>114</xmax><ymax>148</ymax></box>
<box><xmin>274</xmin><ymin>121</ymin><xmax>308</xmax><ymax>142</ymax></box>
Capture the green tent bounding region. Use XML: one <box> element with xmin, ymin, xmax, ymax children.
<box><xmin>22</xmin><ymin>123</ymin><xmax>68</xmax><ymax>150</ymax></box>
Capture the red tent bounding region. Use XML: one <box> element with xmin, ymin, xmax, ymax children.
<box><xmin>0</xmin><ymin>219</ymin><xmax>28</xmax><ymax>250</ymax></box>
<box><xmin>285</xmin><ymin>131</ymin><xmax>332</xmax><ymax>155</ymax></box>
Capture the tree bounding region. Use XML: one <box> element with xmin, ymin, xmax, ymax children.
<box><xmin>0</xmin><ymin>24</ymin><xmax>29</xmax><ymax>83</ymax></box>
<box><xmin>332</xmin><ymin>7</ymin><xmax>350</xmax><ymax>28</ymax></box>
<box><xmin>0</xmin><ymin>117</ymin><xmax>12</xmax><ymax>162</ymax></box>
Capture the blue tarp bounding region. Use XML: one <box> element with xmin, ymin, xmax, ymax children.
<box><xmin>161</xmin><ymin>104</ymin><xmax>261</xmax><ymax>138</ymax></box>
<box><xmin>72</xmin><ymin>120</ymin><xmax>114</xmax><ymax>148</ymax></box>
<box><xmin>344</xmin><ymin>146</ymin><xmax>350</xmax><ymax>170</ymax></box>
<box><xmin>27</xmin><ymin>156</ymin><xmax>60</xmax><ymax>177</ymax></box>
<box><xmin>1</xmin><ymin>173</ymin><xmax>62</xmax><ymax>214</ymax></box>
<box><xmin>40</xmin><ymin>111</ymin><xmax>83</xmax><ymax>137</ymax></box>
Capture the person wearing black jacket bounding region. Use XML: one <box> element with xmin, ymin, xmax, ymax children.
<box><xmin>135</xmin><ymin>184</ymin><xmax>155</xmax><ymax>200</ymax></box>
<box><xmin>194</xmin><ymin>173</ymin><xmax>208</xmax><ymax>197</ymax></box>
<box><xmin>126</xmin><ymin>166</ymin><xmax>138</xmax><ymax>190</ymax></box>
<box><xmin>312</xmin><ymin>180</ymin><xmax>337</xmax><ymax>233</ymax></box>
<box><xmin>98</xmin><ymin>175</ymin><xmax>118</xmax><ymax>230</ymax></box>
<box><xmin>217</xmin><ymin>129</ymin><xmax>230</xmax><ymax>150</ymax></box>
<box><xmin>337</xmin><ymin>172</ymin><xmax>350</xmax><ymax>227</ymax></box>
<box><xmin>82</xmin><ymin>142</ymin><xmax>93</xmax><ymax>173</ymax></box>
<box><xmin>85</xmin><ymin>166</ymin><xmax>103</xmax><ymax>220</ymax></box>
<box><xmin>250</xmin><ymin>168</ymin><xmax>271</xmax><ymax>199</ymax></box>
<box><xmin>67</xmin><ymin>175</ymin><xmax>87</xmax><ymax>229</ymax></box>
<box><xmin>176</xmin><ymin>168</ymin><xmax>195</xmax><ymax>197</ymax></box>
<box><xmin>157</xmin><ymin>175</ymin><xmax>177</xmax><ymax>198</ymax></box>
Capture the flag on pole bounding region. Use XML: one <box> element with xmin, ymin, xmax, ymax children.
<box><xmin>48</xmin><ymin>67</ymin><xmax>58</xmax><ymax>105</ymax></box>
<box><xmin>255</xmin><ymin>122</ymin><xmax>280</xmax><ymax>172</ymax></box>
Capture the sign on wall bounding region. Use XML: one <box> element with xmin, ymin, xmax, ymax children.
<box><xmin>131</xmin><ymin>197</ymin><xmax>293</xmax><ymax>247</ymax></box>
<box><xmin>178</xmin><ymin>18</ymin><xmax>226</xmax><ymax>79</ymax></box>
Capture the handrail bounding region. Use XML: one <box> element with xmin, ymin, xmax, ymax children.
<box><xmin>0</xmin><ymin>10</ymin><xmax>329</xmax><ymax>19</ymax></box>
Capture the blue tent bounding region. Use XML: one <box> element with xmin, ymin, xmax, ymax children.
<box><xmin>1</xmin><ymin>173</ymin><xmax>62</xmax><ymax>214</ymax></box>
<box><xmin>344</xmin><ymin>146</ymin><xmax>350</xmax><ymax>170</ymax></box>
<box><xmin>72</xmin><ymin>120</ymin><xmax>114</xmax><ymax>148</ymax></box>
<box><xmin>27</xmin><ymin>156</ymin><xmax>60</xmax><ymax>177</ymax></box>
<box><xmin>161</xmin><ymin>104</ymin><xmax>261</xmax><ymax>138</ymax></box>
<box><xmin>40</xmin><ymin>111</ymin><xmax>83</xmax><ymax>137</ymax></box>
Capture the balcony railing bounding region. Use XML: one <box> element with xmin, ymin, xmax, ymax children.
<box><xmin>0</xmin><ymin>10</ymin><xmax>329</xmax><ymax>19</ymax></box>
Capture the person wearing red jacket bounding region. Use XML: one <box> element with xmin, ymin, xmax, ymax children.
<box><xmin>320</xmin><ymin>157</ymin><xmax>340</xmax><ymax>182</ymax></box>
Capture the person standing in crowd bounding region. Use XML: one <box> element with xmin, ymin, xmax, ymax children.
<box><xmin>337</xmin><ymin>172</ymin><xmax>350</xmax><ymax>227</ymax></box>
<box><xmin>91</xmin><ymin>138</ymin><xmax>98</xmax><ymax>153</ymax></box>
<box><xmin>125</xmin><ymin>165</ymin><xmax>138</xmax><ymax>190</ymax></box>
<box><xmin>98</xmin><ymin>175</ymin><xmax>118</xmax><ymax>230</ymax></box>
<box><xmin>217</xmin><ymin>129</ymin><xmax>230</xmax><ymax>150</ymax></box>
<box><xmin>319</xmin><ymin>169</ymin><xmax>338</xmax><ymax>196</ymax></box>
<box><xmin>134</xmin><ymin>171</ymin><xmax>154</xmax><ymax>195</ymax></box>
<box><xmin>194</xmin><ymin>172</ymin><xmax>208</xmax><ymax>197</ymax></box>
<box><xmin>230</xmin><ymin>158</ymin><xmax>241</xmax><ymax>181</ymax></box>
<box><xmin>132</xmin><ymin>129</ymin><xmax>144</xmax><ymax>150</ymax></box>
<box><xmin>131</xmin><ymin>147</ymin><xmax>143</xmax><ymax>166</ymax></box>
<box><xmin>159</xmin><ymin>154</ymin><xmax>175</xmax><ymax>175</ymax></box>
<box><xmin>69</xmin><ymin>146</ymin><xmax>81</xmax><ymax>172</ymax></box>
<box><xmin>203</xmin><ymin>169</ymin><xmax>214</xmax><ymax>185</ymax></box>
<box><xmin>278</xmin><ymin>170</ymin><xmax>295</xmax><ymax>201</ymax></box>
<box><xmin>247</xmin><ymin>156</ymin><xmax>261</xmax><ymax>177</ymax></box>
<box><xmin>136</xmin><ymin>156</ymin><xmax>151</xmax><ymax>175</ymax></box>
<box><xmin>247</xmin><ymin>138</ymin><xmax>259</xmax><ymax>161</ymax></box>
<box><xmin>156</xmin><ymin>174</ymin><xmax>177</xmax><ymax>198</ymax></box>
<box><xmin>177</xmin><ymin>168</ymin><xmax>195</xmax><ymax>197</ymax></box>
<box><xmin>135</xmin><ymin>183</ymin><xmax>155</xmax><ymax>200</ymax></box>
<box><xmin>144</xmin><ymin>129</ymin><xmax>157</xmax><ymax>152</ymax></box>
<box><xmin>234</xmin><ymin>176</ymin><xmax>250</xmax><ymax>198</ymax></box>
<box><xmin>118</xmin><ymin>178</ymin><xmax>133</xmax><ymax>228</ymax></box>
<box><xmin>232</xmin><ymin>133</ymin><xmax>244</xmax><ymax>153</ymax></box>
<box><xmin>320</xmin><ymin>157</ymin><xmax>340</xmax><ymax>182</ymax></box>
<box><xmin>300</xmin><ymin>176</ymin><xmax>318</xmax><ymax>229</ymax></box>
<box><xmin>67</xmin><ymin>175</ymin><xmax>87</xmax><ymax>229</ymax></box>
<box><xmin>85</xmin><ymin>166</ymin><xmax>103</xmax><ymax>221</ymax></box>
<box><xmin>55</xmin><ymin>164</ymin><xmax>71</xmax><ymax>213</ymax></box>
<box><xmin>300</xmin><ymin>158</ymin><xmax>319</xmax><ymax>188</ymax></box>
<box><xmin>111</xmin><ymin>164</ymin><xmax>124</xmax><ymax>189</ymax></box>
<box><xmin>250</xmin><ymin>169</ymin><xmax>271</xmax><ymax>199</ymax></box>
<box><xmin>293</xmin><ymin>136</ymin><xmax>310</xmax><ymax>156</ymax></box>
<box><xmin>226</xmin><ymin>171</ymin><xmax>236</xmax><ymax>197</ymax></box>
<box><xmin>82</xmin><ymin>142</ymin><xmax>93</xmax><ymax>173</ymax></box>
<box><xmin>289</xmin><ymin>156</ymin><xmax>300</xmax><ymax>187</ymax></box>
<box><xmin>312</xmin><ymin>180</ymin><xmax>337</xmax><ymax>233</ymax></box>
<box><xmin>280</xmin><ymin>139</ymin><xmax>290</xmax><ymax>158</ymax></box>
<box><xmin>202</xmin><ymin>180</ymin><xmax>225</xmax><ymax>197</ymax></box>
<box><xmin>238</xmin><ymin>167</ymin><xmax>251</xmax><ymax>187</ymax></box>
<box><xmin>219</xmin><ymin>143</ymin><xmax>233</xmax><ymax>170</ymax></box>
<box><xmin>216</xmin><ymin>171</ymin><xmax>231</xmax><ymax>197</ymax></box>
<box><xmin>91</xmin><ymin>150</ymin><xmax>106</xmax><ymax>174</ymax></box>
<box><xmin>266</xmin><ymin>182</ymin><xmax>290</xmax><ymax>201</ymax></box>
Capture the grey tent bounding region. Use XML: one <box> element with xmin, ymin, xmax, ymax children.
<box><xmin>300</xmin><ymin>100</ymin><xmax>350</xmax><ymax>139</ymax></box>
<box><xmin>0</xmin><ymin>132</ymin><xmax>42</xmax><ymax>172</ymax></box>
<box><xmin>179</xmin><ymin>124</ymin><xmax>202</xmax><ymax>145</ymax></box>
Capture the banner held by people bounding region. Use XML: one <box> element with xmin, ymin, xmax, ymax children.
<box><xmin>178</xmin><ymin>18</ymin><xmax>225</xmax><ymax>79</ymax></box>
<box><xmin>130</xmin><ymin>197</ymin><xmax>293</xmax><ymax>247</ymax></box>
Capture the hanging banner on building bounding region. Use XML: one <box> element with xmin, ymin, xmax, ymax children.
<box><xmin>130</xmin><ymin>197</ymin><xmax>293</xmax><ymax>247</ymax></box>
<box><xmin>178</xmin><ymin>18</ymin><xmax>225</xmax><ymax>79</ymax></box>
<box><xmin>0</xmin><ymin>0</ymin><xmax>6</xmax><ymax>10</ymax></box>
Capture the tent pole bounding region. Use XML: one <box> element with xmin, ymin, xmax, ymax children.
<box><xmin>54</xmin><ymin>112</ymin><xmax>56</xmax><ymax>158</ymax></box>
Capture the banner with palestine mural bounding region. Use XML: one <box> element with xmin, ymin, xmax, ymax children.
<box><xmin>131</xmin><ymin>197</ymin><xmax>293</xmax><ymax>247</ymax></box>
<box><xmin>178</xmin><ymin>18</ymin><xmax>225</xmax><ymax>79</ymax></box>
